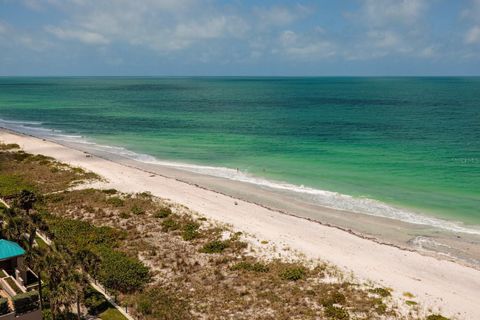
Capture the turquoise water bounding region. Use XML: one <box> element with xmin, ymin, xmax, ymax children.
<box><xmin>0</xmin><ymin>77</ymin><xmax>479</xmax><ymax>226</ymax></box>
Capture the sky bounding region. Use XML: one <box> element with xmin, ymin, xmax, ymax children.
<box><xmin>0</xmin><ymin>0</ymin><xmax>479</xmax><ymax>76</ymax></box>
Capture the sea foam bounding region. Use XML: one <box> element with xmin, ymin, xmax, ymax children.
<box><xmin>2</xmin><ymin>118</ymin><xmax>480</xmax><ymax>236</ymax></box>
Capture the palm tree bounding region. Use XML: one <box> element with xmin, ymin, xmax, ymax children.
<box><xmin>25</xmin><ymin>246</ymin><xmax>47</xmax><ymax>309</ymax></box>
<box><xmin>68</xmin><ymin>270</ymin><xmax>88</xmax><ymax>320</ymax></box>
<box><xmin>1</xmin><ymin>208</ymin><xmax>26</xmax><ymax>242</ymax></box>
<box><xmin>25</xmin><ymin>210</ymin><xmax>45</xmax><ymax>251</ymax></box>
<box><xmin>14</xmin><ymin>190</ymin><xmax>41</xmax><ymax>249</ymax></box>
<box><xmin>43</xmin><ymin>250</ymin><xmax>69</xmax><ymax>320</ymax></box>
<box><xmin>15</xmin><ymin>190</ymin><xmax>37</xmax><ymax>215</ymax></box>
<box><xmin>72</xmin><ymin>249</ymin><xmax>100</xmax><ymax>319</ymax></box>
<box><xmin>57</xmin><ymin>279</ymin><xmax>77</xmax><ymax>317</ymax></box>
<box><xmin>75</xmin><ymin>249</ymin><xmax>101</xmax><ymax>281</ymax></box>
<box><xmin>1</xmin><ymin>201</ymin><xmax>39</xmax><ymax>248</ymax></box>
<box><xmin>43</xmin><ymin>247</ymin><xmax>91</xmax><ymax>320</ymax></box>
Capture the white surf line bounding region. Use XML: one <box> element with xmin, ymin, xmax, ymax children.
<box><xmin>0</xmin><ymin>197</ymin><xmax>134</xmax><ymax>320</ymax></box>
<box><xmin>3</xmin><ymin>121</ymin><xmax>479</xmax><ymax>236</ymax></box>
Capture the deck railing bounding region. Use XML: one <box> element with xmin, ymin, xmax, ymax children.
<box><xmin>0</xmin><ymin>276</ymin><xmax>25</xmax><ymax>297</ymax></box>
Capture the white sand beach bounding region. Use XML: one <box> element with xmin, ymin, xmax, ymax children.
<box><xmin>1</xmin><ymin>129</ymin><xmax>479</xmax><ymax>319</ymax></box>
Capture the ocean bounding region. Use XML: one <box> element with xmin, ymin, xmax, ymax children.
<box><xmin>0</xmin><ymin>76</ymin><xmax>479</xmax><ymax>234</ymax></box>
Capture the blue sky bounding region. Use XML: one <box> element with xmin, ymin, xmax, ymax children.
<box><xmin>0</xmin><ymin>0</ymin><xmax>479</xmax><ymax>76</ymax></box>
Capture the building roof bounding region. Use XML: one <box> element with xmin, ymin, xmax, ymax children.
<box><xmin>0</xmin><ymin>239</ymin><xmax>25</xmax><ymax>261</ymax></box>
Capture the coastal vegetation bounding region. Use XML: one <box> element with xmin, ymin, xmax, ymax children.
<box><xmin>0</xmin><ymin>141</ymin><xmax>451</xmax><ymax>319</ymax></box>
<box><xmin>0</xmin><ymin>298</ymin><xmax>8</xmax><ymax>315</ymax></box>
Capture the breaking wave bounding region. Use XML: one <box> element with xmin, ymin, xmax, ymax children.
<box><xmin>2</xmin><ymin>118</ymin><xmax>480</xmax><ymax>236</ymax></box>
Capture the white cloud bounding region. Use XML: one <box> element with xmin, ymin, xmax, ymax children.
<box><xmin>285</xmin><ymin>42</ymin><xmax>335</xmax><ymax>59</ymax></box>
<box><xmin>462</xmin><ymin>1</ymin><xmax>480</xmax><ymax>45</ymax></box>
<box><xmin>174</xmin><ymin>15</ymin><xmax>248</xmax><ymax>41</ymax></box>
<box><xmin>361</xmin><ymin>0</ymin><xmax>426</xmax><ymax>26</ymax></box>
<box><xmin>367</xmin><ymin>30</ymin><xmax>401</xmax><ymax>48</ymax></box>
<box><xmin>465</xmin><ymin>25</ymin><xmax>480</xmax><ymax>44</ymax></box>
<box><xmin>461</xmin><ymin>0</ymin><xmax>480</xmax><ymax>20</ymax></box>
<box><xmin>0</xmin><ymin>19</ymin><xmax>52</xmax><ymax>53</ymax></box>
<box><xmin>45</xmin><ymin>26</ymin><xmax>109</xmax><ymax>45</ymax></box>
<box><xmin>278</xmin><ymin>30</ymin><xmax>335</xmax><ymax>60</ymax></box>
<box><xmin>0</xmin><ymin>21</ymin><xmax>7</xmax><ymax>34</ymax></box>
<box><xmin>419</xmin><ymin>46</ymin><xmax>436</xmax><ymax>58</ymax></box>
<box><xmin>3</xmin><ymin>0</ymin><xmax>475</xmax><ymax>69</ymax></box>
<box><xmin>342</xmin><ymin>0</ymin><xmax>437</xmax><ymax>59</ymax></box>
<box><xmin>41</xmin><ymin>0</ymin><xmax>248</xmax><ymax>53</ymax></box>
<box><xmin>21</xmin><ymin>0</ymin><xmax>44</xmax><ymax>11</ymax></box>
<box><xmin>254</xmin><ymin>5</ymin><xmax>311</xmax><ymax>27</ymax></box>
<box><xmin>279</xmin><ymin>30</ymin><xmax>298</xmax><ymax>46</ymax></box>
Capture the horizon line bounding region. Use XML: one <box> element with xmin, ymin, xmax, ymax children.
<box><xmin>1</xmin><ymin>75</ymin><xmax>480</xmax><ymax>78</ymax></box>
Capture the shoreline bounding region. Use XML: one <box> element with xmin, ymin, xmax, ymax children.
<box><xmin>2</xmin><ymin>118</ymin><xmax>478</xmax><ymax>236</ymax></box>
<box><xmin>2</xmin><ymin>124</ymin><xmax>480</xmax><ymax>269</ymax></box>
<box><xmin>1</xmin><ymin>128</ymin><xmax>480</xmax><ymax>318</ymax></box>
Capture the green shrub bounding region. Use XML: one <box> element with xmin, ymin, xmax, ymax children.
<box><xmin>107</xmin><ymin>197</ymin><xmax>124</xmax><ymax>207</ymax></box>
<box><xmin>99</xmin><ymin>308</ymin><xmax>127</xmax><ymax>320</ymax></box>
<box><xmin>375</xmin><ymin>302</ymin><xmax>387</xmax><ymax>314</ymax></box>
<box><xmin>42</xmin><ymin>309</ymin><xmax>52</xmax><ymax>320</ymax></box>
<box><xmin>43</xmin><ymin>216</ymin><xmax>147</xmax><ymax>293</ymax></box>
<box><xmin>12</xmin><ymin>152</ymin><xmax>29</xmax><ymax>162</ymax></box>
<box><xmin>97</xmin><ymin>248</ymin><xmax>150</xmax><ymax>293</ymax></box>
<box><xmin>12</xmin><ymin>291</ymin><xmax>39</xmax><ymax>314</ymax></box>
<box><xmin>28</xmin><ymin>154</ymin><xmax>54</xmax><ymax>163</ymax></box>
<box><xmin>84</xmin><ymin>286</ymin><xmax>110</xmax><ymax>315</ymax></box>
<box><xmin>369</xmin><ymin>287</ymin><xmax>391</xmax><ymax>297</ymax></box>
<box><xmin>426</xmin><ymin>315</ymin><xmax>450</xmax><ymax>320</ymax></box>
<box><xmin>72</xmin><ymin>167</ymin><xmax>87</xmax><ymax>174</ymax></box>
<box><xmin>119</xmin><ymin>212</ymin><xmax>130</xmax><ymax>219</ymax></box>
<box><xmin>0</xmin><ymin>175</ymin><xmax>33</xmax><ymax>198</ymax></box>
<box><xmin>0</xmin><ymin>298</ymin><xmax>10</xmax><ymax>315</ymax></box>
<box><xmin>138</xmin><ymin>192</ymin><xmax>152</xmax><ymax>199</ymax></box>
<box><xmin>321</xmin><ymin>292</ymin><xmax>346</xmax><ymax>306</ymax></box>
<box><xmin>200</xmin><ymin>240</ymin><xmax>228</xmax><ymax>254</ymax></box>
<box><xmin>48</xmin><ymin>193</ymin><xmax>65</xmax><ymax>203</ymax></box>
<box><xmin>0</xmin><ymin>143</ymin><xmax>20</xmax><ymax>150</ymax></box>
<box><xmin>102</xmin><ymin>189</ymin><xmax>118</xmax><ymax>195</ymax></box>
<box><xmin>161</xmin><ymin>218</ymin><xmax>179</xmax><ymax>232</ymax></box>
<box><xmin>231</xmin><ymin>261</ymin><xmax>269</xmax><ymax>273</ymax></box>
<box><xmin>182</xmin><ymin>223</ymin><xmax>200</xmax><ymax>241</ymax></box>
<box><xmin>230</xmin><ymin>239</ymin><xmax>248</xmax><ymax>252</ymax></box>
<box><xmin>136</xmin><ymin>288</ymin><xmax>191</xmax><ymax>319</ymax></box>
<box><xmin>154</xmin><ymin>207</ymin><xmax>172</xmax><ymax>218</ymax></box>
<box><xmin>324</xmin><ymin>305</ymin><xmax>349</xmax><ymax>319</ymax></box>
<box><xmin>280</xmin><ymin>266</ymin><xmax>306</xmax><ymax>281</ymax></box>
<box><xmin>43</xmin><ymin>215</ymin><xmax>121</xmax><ymax>250</ymax></box>
<box><xmin>131</xmin><ymin>205</ymin><xmax>144</xmax><ymax>215</ymax></box>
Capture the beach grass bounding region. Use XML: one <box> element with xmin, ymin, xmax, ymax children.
<box><xmin>34</xmin><ymin>235</ymin><xmax>48</xmax><ymax>250</ymax></box>
<box><xmin>99</xmin><ymin>307</ymin><xmax>128</xmax><ymax>320</ymax></box>
<box><xmin>41</xmin><ymin>187</ymin><xmax>401</xmax><ymax>319</ymax></box>
<box><xmin>0</xmin><ymin>140</ymin><xmax>456</xmax><ymax>319</ymax></box>
<box><xmin>0</xmin><ymin>143</ymin><xmax>98</xmax><ymax>198</ymax></box>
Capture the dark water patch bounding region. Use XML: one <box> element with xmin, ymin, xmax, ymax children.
<box><xmin>0</xmin><ymin>77</ymin><xmax>479</xmax><ymax>225</ymax></box>
<box><xmin>105</xmin><ymin>83</ymin><xmax>197</xmax><ymax>91</ymax></box>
